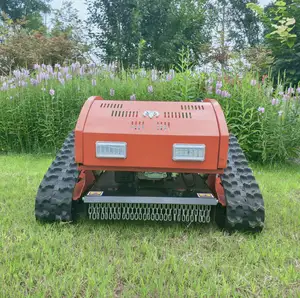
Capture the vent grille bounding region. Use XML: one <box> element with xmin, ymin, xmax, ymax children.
<box><xmin>100</xmin><ymin>103</ymin><xmax>123</xmax><ymax>109</ymax></box>
<box><xmin>157</xmin><ymin>121</ymin><xmax>170</xmax><ymax>131</ymax></box>
<box><xmin>131</xmin><ymin>121</ymin><xmax>144</xmax><ymax>130</ymax></box>
<box><xmin>164</xmin><ymin>112</ymin><xmax>192</xmax><ymax>119</ymax></box>
<box><xmin>181</xmin><ymin>104</ymin><xmax>204</xmax><ymax>111</ymax></box>
<box><xmin>111</xmin><ymin>110</ymin><xmax>138</xmax><ymax>117</ymax></box>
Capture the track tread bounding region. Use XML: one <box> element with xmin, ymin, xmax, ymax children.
<box><xmin>35</xmin><ymin>131</ymin><xmax>79</xmax><ymax>222</ymax></box>
<box><xmin>220</xmin><ymin>134</ymin><xmax>265</xmax><ymax>232</ymax></box>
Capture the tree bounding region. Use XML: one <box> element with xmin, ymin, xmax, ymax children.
<box><xmin>211</xmin><ymin>0</ymin><xmax>262</xmax><ymax>50</ymax></box>
<box><xmin>51</xmin><ymin>1</ymin><xmax>90</xmax><ymax>62</ymax></box>
<box><xmin>264</xmin><ymin>0</ymin><xmax>300</xmax><ymax>85</ymax></box>
<box><xmin>0</xmin><ymin>0</ymin><xmax>51</xmax><ymax>21</ymax></box>
<box><xmin>227</xmin><ymin>0</ymin><xmax>262</xmax><ymax>49</ymax></box>
<box><xmin>248</xmin><ymin>0</ymin><xmax>300</xmax><ymax>85</ymax></box>
<box><xmin>86</xmin><ymin>0</ymin><xmax>211</xmax><ymax>69</ymax></box>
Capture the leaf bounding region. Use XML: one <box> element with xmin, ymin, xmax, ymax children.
<box><xmin>285</xmin><ymin>18</ymin><xmax>296</xmax><ymax>26</ymax></box>
<box><xmin>246</xmin><ymin>3</ymin><xmax>264</xmax><ymax>16</ymax></box>
<box><xmin>275</xmin><ymin>1</ymin><xmax>286</xmax><ymax>7</ymax></box>
<box><xmin>286</xmin><ymin>38</ymin><xmax>296</xmax><ymax>48</ymax></box>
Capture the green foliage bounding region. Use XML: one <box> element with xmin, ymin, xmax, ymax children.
<box><xmin>0</xmin><ymin>0</ymin><xmax>50</xmax><ymax>21</ymax></box>
<box><xmin>0</xmin><ymin>61</ymin><xmax>299</xmax><ymax>163</ymax></box>
<box><xmin>86</xmin><ymin>0</ymin><xmax>210</xmax><ymax>69</ymax></box>
<box><xmin>247</xmin><ymin>0</ymin><xmax>300</xmax><ymax>85</ymax></box>
<box><xmin>0</xmin><ymin>3</ymin><xmax>89</xmax><ymax>72</ymax></box>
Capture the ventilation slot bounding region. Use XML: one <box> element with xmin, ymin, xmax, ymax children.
<box><xmin>111</xmin><ymin>110</ymin><xmax>138</xmax><ymax>117</ymax></box>
<box><xmin>131</xmin><ymin>121</ymin><xmax>144</xmax><ymax>130</ymax></box>
<box><xmin>164</xmin><ymin>112</ymin><xmax>192</xmax><ymax>119</ymax></box>
<box><xmin>100</xmin><ymin>103</ymin><xmax>123</xmax><ymax>109</ymax></box>
<box><xmin>157</xmin><ymin>122</ymin><xmax>170</xmax><ymax>131</ymax></box>
<box><xmin>181</xmin><ymin>104</ymin><xmax>204</xmax><ymax>111</ymax></box>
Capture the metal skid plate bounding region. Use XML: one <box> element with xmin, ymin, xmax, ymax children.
<box><xmin>83</xmin><ymin>192</ymin><xmax>217</xmax><ymax>223</ymax></box>
<box><xmin>83</xmin><ymin>193</ymin><xmax>217</xmax><ymax>205</ymax></box>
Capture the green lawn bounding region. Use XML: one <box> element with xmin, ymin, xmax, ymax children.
<box><xmin>0</xmin><ymin>155</ymin><xmax>299</xmax><ymax>298</ymax></box>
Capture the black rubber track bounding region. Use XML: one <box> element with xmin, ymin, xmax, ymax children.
<box><xmin>35</xmin><ymin>131</ymin><xmax>79</xmax><ymax>222</ymax></box>
<box><xmin>216</xmin><ymin>134</ymin><xmax>265</xmax><ymax>232</ymax></box>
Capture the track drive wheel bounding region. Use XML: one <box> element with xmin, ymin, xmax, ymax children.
<box><xmin>216</xmin><ymin>135</ymin><xmax>265</xmax><ymax>232</ymax></box>
<box><xmin>35</xmin><ymin>131</ymin><xmax>79</xmax><ymax>222</ymax></box>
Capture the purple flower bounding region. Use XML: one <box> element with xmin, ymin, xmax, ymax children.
<box><xmin>13</xmin><ymin>70</ymin><xmax>21</xmax><ymax>79</ymax></box>
<box><xmin>54</xmin><ymin>64</ymin><xmax>61</xmax><ymax>69</ymax></box>
<box><xmin>33</xmin><ymin>64</ymin><xmax>40</xmax><ymax>70</ymax></box>
<box><xmin>271</xmin><ymin>98</ymin><xmax>279</xmax><ymax>106</ymax></box>
<box><xmin>41</xmin><ymin>63</ymin><xmax>46</xmax><ymax>69</ymax></box>
<box><xmin>140</xmin><ymin>69</ymin><xmax>147</xmax><ymax>77</ymax></box>
<box><xmin>151</xmin><ymin>69</ymin><xmax>158</xmax><ymax>81</ymax></box>
<box><xmin>88</xmin><ymin>62</ymin><xmax>96</xmax><ymax>68</ymax></box>
<box><xmin>147</xmin><ymin>85</ymin><xmax>153</xmax><ymax>93</ymax></box>
<box><xmin>221</xmin><ymin>90</ymin><xmax>231</xmax><ymax>98</ymax></box>
<box><xmin>216</xmin><ymin>81</ymin><xmax>222</xmax><ymax>89</ymax></box>
<box><xmin>49</xmin><ymin>89</ymin><xmax>55</xmax><ymax>96</ymax></box>
<box><xmin>66</xmin><ymin>74</ymin><xmax>72</xmax><ymax>80</ymax></box>
<box><xmin>207</xmin><ymin>86</ymin><xmax>213</xmax><ymax>94</ymax></box>
<box><xmin>62</xmin><ymin>66</ymin><xmax>69</xmax><ymax>74</ymax></box>
<box><xmin>216</xmin><ymin>89</ymin><xmax>222</xmax><ymax>95</ymax></box>
<box><xmin>250</xmin><ymin>79</ymin><xmax>257</xmax><ymax>86</ymax></box>
<box><xmin>71</xmin><ymin>63</ymin><xmax>79</xmax><ymax>72</ymax></box>
<box><xmin>169</xmin><ymin>69</ymin><xmax>175</xmax><ymax>78</ymax></box>
<box><xmin>110</xmin><ymin>88</ymin><xmax>115</xmax><ymax>96</ymax></box>
<box><xmin>287</xmin><ymin>87</ymin><xmax>294</xmax><ymax>94</ymax></box>
<box><xmin>79</xmin><ymin>67</ymin><xmax>85</xmax><ymax>76</ymax></box>
<box><xmin>278</xmin><ymin>91</ymin><xmax>284</xmax><ymax>96</ymax></box>
<box><xmin>47</xmin><ymin>65</ymin><xmax>53</xmax><ymax>73</ymax></box>
<box><xmin>130</xmin><ymin>94</ymin><xmax>136</xmax><ymax>101</ymax></box>
<box><xmin>296</xmin><ymin>87</ymin><xmax>300</xmax><ymax>94</ymax></box>
<box><xmin>20</xmin><ymin>80</ymin><xmax>28</xmax><ymax>87</ymax></box>
<box><xmin>131</xmin><ymin>74</ymin><xmax>137</xmax><ymax>80</ymax></box>
<box><xmin>166</xmin><ymin>74</ymin><xmax>172</xmax><ymax>81</ymax></box>
<box><xmin>282</xmin><ymin>94</ymin><xmax>290</xmax><ymax>102</ymax></box>
<box><xmin>38</xmin><ymin>72</ymin><xmax>46</xmax><ymax>81</ymax></box>
<box><xmin>92</xmin><ymin>79</ymin><xmax>96</xmax><ymax>86</ymax></box>
<box><xmin>151</xmin><ymin>74</ymin><xmax>157</xmax><ymax>81</ymax></box>
<box><xmin>10</xmin><ymin>84</ymin><xmax>16</xmax><ymax>89</ymax></box>
<box><xmin>1</xmin><ymin>82</ymin><xmax>8</xmax><ymax>91</ymax></box>
<box><xmin>21</xmin><ymin>69</ymin><xmax>30</xmax><ymax>78</ymax></box>
<box><xmin>258</xmin><ymin>107</ymin><xmax>265</xmax><ymax>113</ymax></box>
<box><xmin>59</xmin><ymin>78</ymin><xmax>65</xmax><ymax>85</ymax></box>
<box><xmin>207</xmin><ymin>78</ymin><xmax>214</xmax><ymax>85</ymax></box>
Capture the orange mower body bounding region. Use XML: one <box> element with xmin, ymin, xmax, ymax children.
<box><xmin>35</xmin><ymin>96</ymin><xmax>265</xmax><ymax>232</ymax></box>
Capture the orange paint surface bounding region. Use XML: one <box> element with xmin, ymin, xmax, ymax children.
<box><xmin>75</xmin><ymin>98</ymin><xmax>229</xmax><ymax>172</ymax></box>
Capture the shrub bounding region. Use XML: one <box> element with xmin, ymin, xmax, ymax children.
<box><xmin>0</xmin><ymin>19</ymin><xmax>87</xmax><ymax>74</ymax></box>
<box><xmin>0</xmin><ymin>63</ymin><xmax>299</xmax><ymax>163</ymax></box>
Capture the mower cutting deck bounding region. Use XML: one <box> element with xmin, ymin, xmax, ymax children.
<box><xmin>35</xmin><ymin>96</ymin><xmax>265</xmax><ymax>232</ymax></box>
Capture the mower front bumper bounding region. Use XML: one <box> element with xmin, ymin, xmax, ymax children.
<box><xmin>83</xmin><ymin>193</ymin><xmax>217</xmax><ymax>222</ymax></box>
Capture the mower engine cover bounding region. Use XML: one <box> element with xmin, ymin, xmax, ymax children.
<box><xmin>75</xmin><ymin>96</ymin><xmax>229</xmax><ymax>173</ymax></box>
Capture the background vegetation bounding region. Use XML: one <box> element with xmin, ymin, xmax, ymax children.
<box><xmin>0</xmin><ymin>0</ymin><xmax>299</xmax><ymax>163</ymax></box>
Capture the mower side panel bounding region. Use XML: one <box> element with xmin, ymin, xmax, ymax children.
<box><xmin>204</xmin><ymin>99</ymin><xmax>229</xmax><ymax>169</ymax></box>
<box><xmin>75</xmin><ymin>96</ymin><xmax>103</xmax><ymax>163</ymax></box>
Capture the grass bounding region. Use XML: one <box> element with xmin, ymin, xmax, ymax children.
<box><xmin>0</xmin><ymin>155</ymin><xmax>299</xmax><ymax>297</ymax></box>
